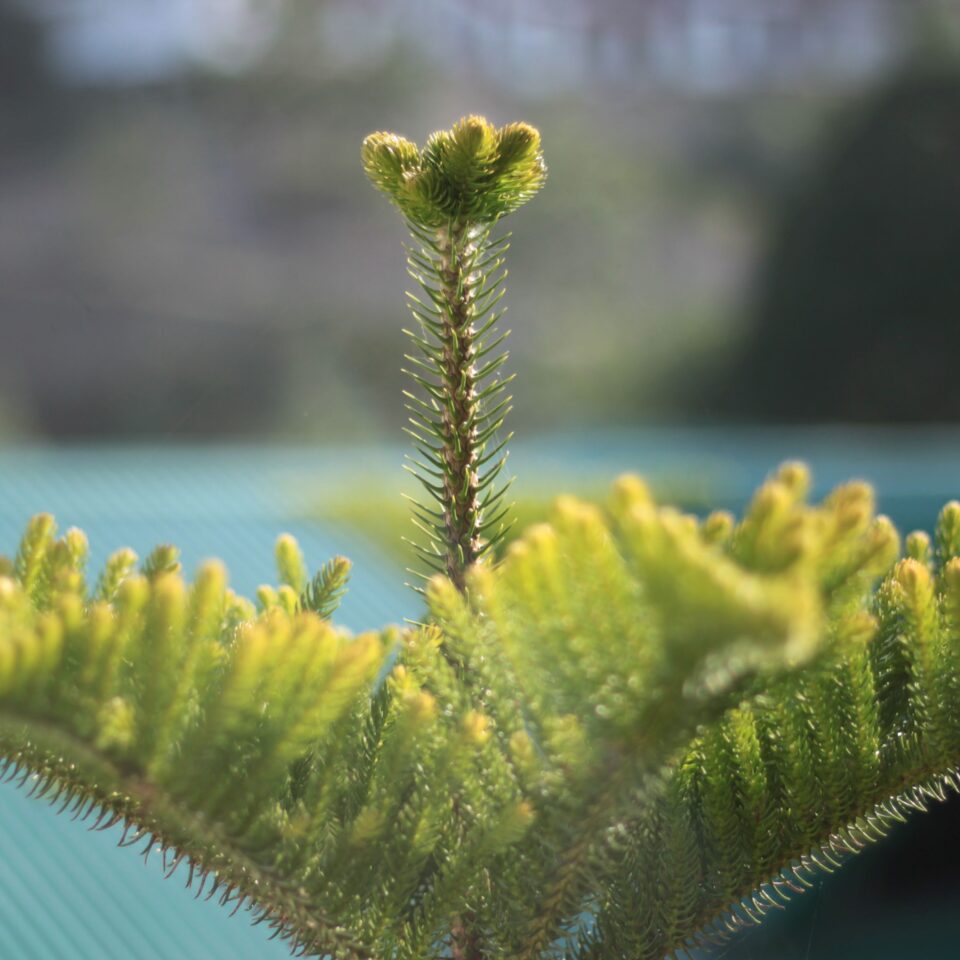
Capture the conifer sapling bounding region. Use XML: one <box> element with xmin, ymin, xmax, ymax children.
<box><xmin>3</xmin><ymin>115</ymin><xmax>960</xmax><ymax>960</ymax></box>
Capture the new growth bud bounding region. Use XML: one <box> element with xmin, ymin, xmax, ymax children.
<box><xmin>362</xmin><ymin>115</ymin><xmax>545</xmax><ymax>226</ymax></box>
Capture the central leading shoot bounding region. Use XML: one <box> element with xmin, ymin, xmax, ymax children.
<box><xmin>362</xmin><ymin>116</ymin><xmax>546</xmax><ymax>590</ymax></box>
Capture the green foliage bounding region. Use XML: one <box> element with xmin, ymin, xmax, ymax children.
<box><xmin>425</xmin><ymin>463</ymin><xmax>902</xmax><ymax>958</ymax></box>
<box><xmin>363</xmin><ymin>116</ymin><xmax>546</xmax><ymax>590</ymax></box>
<box><xmin>362</xmin><ymin>116</ymin><xmax>546</xmax><ymax>227</ymax></box>
<box><xmin>715</xmin><ymin>63</ymin><xmax>960</xmax><ymax>423</ymax></box>
<box><xmin>267</xmin><ymin>534</ymin><xmax>351</xmax><ymax>619</ymax></box>
<box><xmin>301</xmin><ymin>556</ymin><xmax>352</xmax><ymax>619</ymax></box>
<box><xmin>3</xmin><ymin>466</ymin><xmax>960</xmax><ymax>958</ymax></box>
<box><xmin>2</xmin><ymin>106</ymin><xmax>959</xmax><ymax>960</ymax></box>
<box><xmin>310</xmin><ymin>475</ymin><xmax>712</xmax><ymax>568</ymax></box>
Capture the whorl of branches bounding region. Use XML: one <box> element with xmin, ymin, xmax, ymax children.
<box><xmin>3</xmin><ymin>466</ymin><xmax>960</xmax><ymax>958</ymax></box>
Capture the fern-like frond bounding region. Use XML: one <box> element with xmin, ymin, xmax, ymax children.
<box><xmin>425</xmin><ymin>463</ymin><xmax>902</xmax><ymax>958</ymax></box>
<box><xmin>265</xmin><ymin>534</ymin><xmax>351</xmax><ymax>619</ymax></box>
<box><xmin>0</xmin><ymin>520</ymin><xmax>395</xmax><ymax>957</ymax></box>
<box><xmin>3</xmin><ymin>469</ymin><xmax>960</xmax><ymax>959</ymax></box>
<box><xmin>0</xmin><ymin>520</ymin><xmax>532</xmax><ymax>958</ymax></box>
<box><xmin>572</xmin><ymin>490</ymin><xmax>960</xmax><ymax>960</ymax></box>
<box><xmin>299</xmin><ymin>555</ymin><xmax>352</xmax><ymax>619</ymax></box>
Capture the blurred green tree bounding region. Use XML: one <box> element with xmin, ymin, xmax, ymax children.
<box><xmin>716</xmin><ymin>61</ymin><xmax>960</xmax><ymax>422</ymax></box>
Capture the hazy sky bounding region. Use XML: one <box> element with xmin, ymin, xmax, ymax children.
<box><xmin>37</xmin><ymin>0</ymin><xmax>281</xmax><ymax>82</ymax></box>
<box><xmin>29</xmin><ymin>0</ymin><xmax>900</xmax><ymax>92</ymax></box>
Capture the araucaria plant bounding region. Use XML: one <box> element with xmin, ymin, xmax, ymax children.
<box><xmin>2</xmin><ymin>118</ymin><xmax>960</xmax><ymax>960</ymax></box>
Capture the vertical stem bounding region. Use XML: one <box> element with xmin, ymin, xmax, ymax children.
<box><xmin>451</xmin><ymin>913</ymin><xmax>484</xmax><ymax>960</ymax></box>
<box><xmin>438</xmin><ymin>221</ymin><xmax>488</xmax><ymax>959</ymax></box>
<box><xmin>437</xmin><ymin>220</ymin><xmax>481</xmax><ymax>593</ymax></box>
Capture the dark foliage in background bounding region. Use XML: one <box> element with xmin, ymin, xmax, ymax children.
<box><xmin>715</xmin><ymin>61</ymin><xmax>960</xmax><ymax>423</ymax></box>
<box><xmin>0</xmin><ymin>4</ymin><xmax>49</xmax><ymax>104</ymax></box>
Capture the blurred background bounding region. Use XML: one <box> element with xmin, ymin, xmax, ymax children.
<box><xmin>3</xmin><ymin>0</ymin><xmax>960</xmax><ymax>439</ymax></box>
<box><xmin>2</xmin><ymin>1</ymin><xmax>960</xmax><ymax>958</ymax></box>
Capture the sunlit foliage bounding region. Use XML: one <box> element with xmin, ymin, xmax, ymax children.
<box><xmin>3</xmin><ymin>466</ymin><xmax>960</xmax><ymax>958</ymax></box>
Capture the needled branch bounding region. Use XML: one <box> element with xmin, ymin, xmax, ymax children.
<box><xmin>363</xmin><ymin>115</ymin><xmax>546</xmax><ymax>960</ymax></box>
<box><xmin>362</xmin><ymin>115</ymin><xmax>546</xmax><ymax>590</ymax></box>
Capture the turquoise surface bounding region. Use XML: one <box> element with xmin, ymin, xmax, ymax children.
<box><xmin>1</xmin><ymin>431</ymin><xmax>959</xmax><ymax>959</ymax></box>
